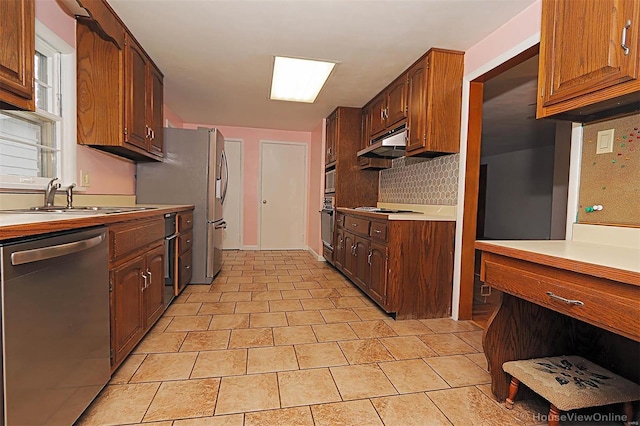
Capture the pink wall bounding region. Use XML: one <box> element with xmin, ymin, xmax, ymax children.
<box><xmin>36</xmin><ymin>0</ymin><xmax>137</xmax><ymax>195</ymax></box>
<box><xmin>183</xmin><ymin>123</ymin><xmax>316</xmax><ymax>248</ymax></box>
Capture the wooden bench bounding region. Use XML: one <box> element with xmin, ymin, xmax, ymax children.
<box><xmin>503</xmin><ymin>356</ymin><xmax>639</xmax><ymax>426</ymax></box>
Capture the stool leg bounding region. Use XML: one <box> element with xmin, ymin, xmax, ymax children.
<box><xmin>622</xmin><ymin>401</ymin><xmax>633</xmax><ymax>426</ymax></box>
<box><xmin>505</xmin><ymin>377</ymin><xmax>519</xmax><ymax>409</ymax></box>
<box><xmin>548</xmin><ymin>404</ymin><xmax>561</xmax><ymax>426</ymax></box>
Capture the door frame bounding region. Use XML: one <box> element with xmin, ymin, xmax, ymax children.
<box><xmin>223</xmin><ymin>138</ymin><xmax>244</xmax><ymax>250</ymax></box>
<box><xmin>257</xmin><ymin>140</ymin><xmax>309</xmax><ymax>250</ymax></box>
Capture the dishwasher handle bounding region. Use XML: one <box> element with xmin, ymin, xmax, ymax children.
<box><xmin>11</xmin><ymin>234</ymin><xmax>105</xmax><ymax>266</ymax></box>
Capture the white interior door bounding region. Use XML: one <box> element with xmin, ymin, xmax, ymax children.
<box><xmin>223</xmin><ymin>139</ymin><xmax>242</xmax><ymax>249</ymax></box>
<box><xmin>259</xmin><ymin>141</ymin><xmax>308</xmax><ymax>250</ymax></box>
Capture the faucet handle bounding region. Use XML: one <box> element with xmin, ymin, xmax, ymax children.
<box><xmin>66</xmin><ymin>183</ymin><xmax>76</xmax><ymax>208</ymax></box>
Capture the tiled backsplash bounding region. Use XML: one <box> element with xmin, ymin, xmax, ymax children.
<box><xmin>379</xmin><ymin>154</ymin><xmax>459</xmax><ymax>205</ymax></box>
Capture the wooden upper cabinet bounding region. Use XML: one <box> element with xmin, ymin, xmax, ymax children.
<box><xmin>0</xmin><ymin>0</ymin><xmax>35</xmax><ymax>110</ymax></box>
<box><xmin>406</xmin><ymin>48</ymin><xmax>464</xmax><ymax>157</ymax></box>
<box><xmin>125</xmin><ymin>34</ymin><xmax>149</xmax><ymax>151</ymax></box>
<box><xmin>359</xmin><ymin>105</ymin><xmax>391</xmax><ymax>170</ymax></box>
<box><xmin>149</xmin><ymin>64</ymin><xmax>164</xmax><ymax>156</ymax></box>
<box><xmin>537</xmin><ymin>0</ymin><xmax>640</xmax><ymax>120</ymax></box>
<box><xmin>368</xmin><ymin>74</ymin><xmax>408</xmax><ymax>140</ymax></box>
<box><xmin>369</xmin><ymin>94</ymin><xmax>387</xmax><ymax>136</ymax></box>
<box><xmin>325</xmin><ymin>109</ymin><xmax>337</xmax><ymax>165</ymax></box>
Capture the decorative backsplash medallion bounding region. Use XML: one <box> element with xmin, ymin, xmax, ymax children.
<box><xmin>379</xmin><ymin>154</ymin><xmax>459</xmax><ymax>205</ymax></box>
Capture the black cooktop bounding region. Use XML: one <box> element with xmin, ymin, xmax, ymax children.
<box><xmin>354</xmin><ymin>207</ymin><xmax>421</xmax><ymax>214</ymax></box>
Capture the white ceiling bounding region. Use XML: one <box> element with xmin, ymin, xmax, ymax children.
<box><xmin>107</xmin><ymin>0</ymin><xmax>536</xmax><ymax>132</ymax></box>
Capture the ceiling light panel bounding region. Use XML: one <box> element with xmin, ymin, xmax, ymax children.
<box><xmin>270</xmin><ymin>56</ymin><xmax>336</xmax><ymax>103</ymax></box>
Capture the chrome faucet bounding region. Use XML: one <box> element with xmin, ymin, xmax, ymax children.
<box><xmin>44</xmin><ymin>177</ymin><xmax>61</xmax><ymax>207</ymax></box>
<box><xmin>66</xmin><ymin>183</ymin><xmax>76</xmax><ymax>208</ymax></box>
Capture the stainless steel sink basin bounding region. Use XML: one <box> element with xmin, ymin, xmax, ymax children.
<box><xmin>0</xmin><ymin>206</ymin><xmax>158</xmax><ymax>214</ymax></box>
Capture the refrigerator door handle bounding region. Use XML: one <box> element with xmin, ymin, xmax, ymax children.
<box><xmin>221</xmin><ymin>150</ymin><xmax>229</xmax><ymax>205</ymax></box>
<box><xmin>214</xmin><ymin>221</ymin><xmax>227</xmax><ymax>230</ymax></box>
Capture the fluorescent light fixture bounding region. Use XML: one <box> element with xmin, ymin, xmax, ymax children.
<box><xmin>270</xmin><ymin>56</ymin><xmax>336</xmax><ymax>103</ymax></box>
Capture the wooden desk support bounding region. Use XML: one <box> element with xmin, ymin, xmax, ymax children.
<box><xmin>476</xmin><ymin>248</ymin><xmax>640</xmax><ymax>402</ymax></box>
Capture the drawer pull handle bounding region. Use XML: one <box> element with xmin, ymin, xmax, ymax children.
<box><xmin>352</xmin><ymin>223</ymin><xmax>358</xmax><ymax>227</ymax></box>
<box><xmin>186</xmin><ymin>265</ymin><xmax>191</xmax><ymax>269</ymax></box>
<box><xmin>374</xmin><ymin>230</ymin><xmax>381</xmax><ymax>234</ymax></box>
<box><xmin>186</xmin><ymin>240</ymin><xmax>191</xmax><ymax>244</ymax></box>
<box><xmin>546</xmin><ymin>291</ymin><xmax>584</xmax><ymax>306</ymax></box>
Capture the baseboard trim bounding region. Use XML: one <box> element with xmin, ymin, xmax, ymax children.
<box><xmin>307</xmin><ymin>246</ymin><xmax>325</xmax><ymax>261</ymax></box>
<box><xmin>241</xmin><ymin>245</ymin><xmax>259</xmax><ymax>250</ymax></box>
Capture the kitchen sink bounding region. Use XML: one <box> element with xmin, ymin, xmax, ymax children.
<box><xmin>0</xmin><ymin>206</ymin><xmax>159</xmax><ymax>214</ymax></box>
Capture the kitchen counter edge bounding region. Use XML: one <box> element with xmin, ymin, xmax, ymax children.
<box><xmin>336</xmin><ymin>207</ymin><xmax>455</xmax><ymax>221</ymax></box>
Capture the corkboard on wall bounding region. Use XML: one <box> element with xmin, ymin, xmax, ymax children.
<box><xmin>578</xmin><ymin>113</ymin><xmax>640</xmax><ymax>226</ymax></box>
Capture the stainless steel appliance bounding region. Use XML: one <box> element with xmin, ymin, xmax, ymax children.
<box><xmin>324</xmin><ymin>168</ymin><xmax>335</xmax><ymax>193</ymax></box>
<box><xmin>164</xmin><ymin>212</ymin><xmax>178</xmax><ymax>306</ymax></box>
<box><xmin>320</xmin><ymin>195</ymin><xmax>335</xmax><ymax>249</ymax></box>
<box><xmin>137</xmin><ymin>128</ymin><xmax>228</xmax><ymax>283</ymax></box>
<box><xmin>357</xmin><ymin>124</ymin><xmax>407</xmax><ymax>159</ymax></box>
<box><xmin>0</xmin><ymin>227</ymin><xmax>110</xmax><ymax>425</ymax></box>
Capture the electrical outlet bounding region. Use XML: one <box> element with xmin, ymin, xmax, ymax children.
<box><xmin>596</xmin><ymin>129</ymin><xmax>614</xmax><ymax>154</ymax></box>
<box><xmin>80</xmin><ymin>170</ymin><xmax>90</xmax><ymax>186</ymax></box>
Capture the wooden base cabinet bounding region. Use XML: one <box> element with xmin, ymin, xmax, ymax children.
<box><xmin>335</xmin><ymin>209</ymin><xmax>455</xmax><ymax>319</ymax></box>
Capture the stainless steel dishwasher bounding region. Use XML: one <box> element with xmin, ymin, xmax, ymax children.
<box><xmin>0</xmin><ymin>226</ymin><xmax>111</xmax><ymax>425</ymax></box>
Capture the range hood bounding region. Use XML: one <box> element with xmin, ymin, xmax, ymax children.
<box><xmin>357</xmin><ymin>126</ymin><xmax>406</xmax><ymax>159</ymax></box>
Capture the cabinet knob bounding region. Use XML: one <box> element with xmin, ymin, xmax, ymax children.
<box><xmin>374</xmin><ymin>230</ymin><xmax>381</xmax><ymax>234</ymax></box>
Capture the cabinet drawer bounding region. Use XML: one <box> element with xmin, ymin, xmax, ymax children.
<box><xmin>336</xmin><ymin>212</ymin><xmax>345</xmax><ymax>228</ymax></box>
<box><xmin>481</xmin><ymin>255</ymin><xmax>640</xmax><ymax>342</ymax></box>
<box><xmin>178</xmin><ymin>230</ymin><xmax>193</xmax><ymax>255</ymax></box>
<box><xmin>178</xmin><ymin>249</ymin><xmax>193</xmax><ymax>287</ymax></box>
<box><xmin>369</xmin><ymin>222</ymin><xmax>388</xmax><ymax>242</ymax></box>
<box><xmin>177</xmin><ymin>211</ymin><xmax>194</xmax><ymax>232</ymax></box>
<box><xmin>344</xmin><ymin>216</ymin><xmax>369</xmax><ymax>235</ymax></box>
<box><xmin>110</xmin><ymin>217</ymin><xmax>164</xmax><ymax>261</ymax></box>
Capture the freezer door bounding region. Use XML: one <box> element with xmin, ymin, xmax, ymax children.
<box><xmin>206</xmin><ymin>219</ymin><xmax>226</xmax><ymax>278</ymax></box>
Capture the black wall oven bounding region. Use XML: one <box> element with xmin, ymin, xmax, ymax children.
<box><xmin>320</xmin><ymin>196</ymin><xmax>334</xmax><ymax>249</ymax></box>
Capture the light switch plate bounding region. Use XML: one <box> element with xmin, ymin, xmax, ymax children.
<box><xmin>596</xmin><ymin>129</ymin><xmax>615</xmax><ymax>154</ymax></box>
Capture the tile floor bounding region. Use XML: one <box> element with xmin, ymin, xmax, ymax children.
<box><xmin>76</xmin><ymin>250</ymin><xmax>560</xmax><ymax>425</ymax></box>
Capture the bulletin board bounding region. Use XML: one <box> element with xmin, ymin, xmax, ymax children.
<box><xmin>578</xmin><ymin>113</ymin><xmax>640</xmax><ymax>226</ymax></box>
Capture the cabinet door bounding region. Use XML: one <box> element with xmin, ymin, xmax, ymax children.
<box><xmin>385</xmin><ymin>75</ymin><xmax>408</xmax><ymax>128</ymax></box>
<box><xmin>111</xmin><ymin>256</ymin><xmax>145</xmax><ymax>367</ymax></box>
<box><xmin>342</xmin><ymin>231</ymin><xmax>356</xmax><ymax>280</ymax></box>
<box><xmin>353</xmin><ymin>236</ymin><xmax>370</xmax><ymax>291</ymax></box>
<box><xmin>540</xmin><ymin>0</ymin><xmax>640</xmax><ymax>108</ymax></box>
<box><xmin>325</xmin><ymin>110</ymin><xmax>337</xmax><ymax>164</ymax></box>
<box><xmin>148</xmin><ymin>64</ymin><xmax>164</xmax><ymax>157</ymax></box>
<box><xmin>406</xmin><ymin>56</ymin><xmax>428</xmax><ymax>152</ymax></box>
<box><xmin>0</xmin><ymin>0</ymin><xmax>34</xmax><ymax>109</ymax></box>
<box><xmin>368</xmin><ymin>242</ymin><xmax>388</xmax><ymax>307</ymax></box>
<box><xmin>124</xmin><ymin>34</ymin><xmax>148</xmax><ymax>150</ymax></box>
<box><xmin>144</xmin><ymin>244</ymin><xmax>165</xmax><ymax>328</ymax></box>
<box><xmin>369</xmin><ymin>95</ymin><xmax>387</xmax><ymax>137</ymax></box>
<box><xmin>334</xmin><ymin>228</ymin><xmax>345</xmax><ymax>270</ymax></box>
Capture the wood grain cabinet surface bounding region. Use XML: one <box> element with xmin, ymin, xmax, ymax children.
<box><xmin>176</xmin><ymin>210</ymin><xmax>194</xmax><ymax>293</ymax></box>
<box><xmin>0</xmin><ymin>0</ymin><xmax>35</xmax><ymax>110</ymax></box>
<box><xmin>368</xmin><ymin>74</ymin><xmax>408</xmax><ymax>140</ymax></box>
<box><xmin>537</xmin><ymin>0</ymin><xmax>640</xmax><ymax>120</ymax></box>
<box><xmin>336</xmin><ymin>210</ymin><xmax>455</xmax><ymax>319</ymax></box>
<box><xmin>358</xmin><ymin>105</ymin><xmax>391</xmax><ymax>170</ymax></box>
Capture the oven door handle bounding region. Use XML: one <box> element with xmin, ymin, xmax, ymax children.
<box><xmin>165</xmin><ymin>234</ymin><xmax>178</xmax><ymax>241</ymax></box>
<box><xmin>320</xmin><ymin>209</ymin><xmax>334</xmax><ymax>215</ymax></box>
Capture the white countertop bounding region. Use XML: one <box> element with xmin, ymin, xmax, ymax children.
<box><xmin>340</xmin><ymin>203</ymin><xmax>456</xmax><ymax>221</ymax></box>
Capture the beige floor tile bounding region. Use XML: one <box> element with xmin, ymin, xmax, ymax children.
<box><xmin>149</xmin><ymin>316</ymin><xmax>172</xmax><ymax>333</ymax></box>
<box><xmin>209</xmin><ymin>313</ymin><xmax>250</xmax><ymax>330</ymax></box>
<box><xmin>424</xmin><ymin>355</ymin><xmax>491</xmax><ymax>387</ymax></box>
<box><xmin>165</xmin><ymin>302</ymin><xmax>203</xmax><ymax>316</ymax></box>
<box><xmin>235</xmin><ymin>301</ymin><xmax>270</xmax><ymax>314</ymax></box>
<box><xmin>268</xmin><ymin>299</ymin><xmax>304</xmax><ymax>312</ymax></box>
<box><xmin>338</xmin><ymin>339</ymin><xmax>395</xmax><ymax>364</ymax></box>
<box><xmin>273</xmin><ymin>325</ymin><xmax>317</xmax><ymax>345</ymax></box>
<box><xmin>337</xmin><ymin>287</ymin><xmax>364</xmax><ymax>297</ymax></box>
<box><xmin>384</xmin><ymin>319</ymin><xmax>434</xmax><ymax>335</ymax></box>
<box><xmin>419</xmin><ymin>333</ymin><xmax>478</xmax><ymax>356</ymax></box>
<box><xmin>286</xmin><ymin>310</ymin><xmax>325</xmax><ymax>326</ymax></box>
<box><xmin>252</xmin><ymin>276</ymin><xmax>280</xmax><ymax>284</ymax></box>
<box><xmin>312</xmin><ymin>323</ymin><xmax>358</xmax><ymax>342</ymax></box>
<box><xmin>180</xmin><ymin>330</ymin><xmax>231</xmax><ymax>351</ymax></box>
<box><xmin>379</xmin><ymin>335</ymin><xmax>438</xmax><ymax>359</ymax></box>
<box><xmin>278</xmin><ymin>368</ymin><xmax>341</xmax><ymax>407</ymax></box>
<box><xmin>330</xmin><ymin>363</ymin><xmax>397</xmax><ymax>400</ymax></box>
<box><xmin>294</xmin><ymin>342</ymin><xmax>348</xmax><ymax>369</ymax></box>
<box><xmin>293</xmin><ymin>281</ymin><xmax>322</xmax><ymax>289</ymax></box>
<box><xmin>215</xmin><ymin>373</ymin><xmax>280</xmax><ymax>415</ymax></box>
<box><xmin>199</xmin><ymin>302</ymin><xmax>237</xmax><ymax>315</ymax></box>
<box><xmin>456</xmin><ymin>330</ymin><xmax>484</xmax><ymax>351</ymax></box>
<box><xmin>309</xmin><ymin>288</ymin><xmax>342</xmax><ymax>298</ymax></box>
<box><xmin>466</xmin><ymin>352</ymin><xmax>489</xmax><ymax>372</ymax></box>
<box><xmin>110</xmin><ymin>354</ymin><xmax>146</xmax><ymax>385</ymax></box>
<box><xmin>349</xmin><ymin>320</ymin><xmax>397</xmax><ymax>339</ymax></box>
<box><xmin>187</xmin><ymin>292</ymin><xmax>223</xmax><ymax>303</ymax></box>
<box><xmin>239</xmin><ymin>283</ymin><xmax>269</xmax><ymax>291</ymax></box>
<box><xmin>281</xmin><ymin>289</ymin><xmax>312</xmax><ymax>299</ymax></box>
<box><xmin>476</xmin><ymin>383</ymin><xmax>549</xmax><ymax>424</ymax></box>
<box><xmin>251</xmin><ymin>290</ymin><xmax>283</xmax><ymax>301</ymax></box>
<box><xmin>130</xmin><ymin>352</ymin><xmax>198</xmax><ymax>382</ymax></box>
<box><xmin>320</xmin><ymin>308</ymin><xmax>360</xmax><ymax>323</ymax></box>
<box><xmin>421</xmin><ymin>318</ymin><xmax>482</xmax><ymax>333</ymax></box>
<box><xmin>428</xmin><ymin>386</ymin><xmax>526</xmax><ymax>425</ymax></box>
<box><xmin>228</xmin><ymin>328</ymin><xmax>274</xmax><ymax>348</ymax></box>
<box><xmin>300</xmin><ymin>298</ymin><xmax>336</xmax><ymax>310</ymax></box>
<box><xmin>133</xmin><ymin>332</ymin><xmax>187</xmax><ymax>354</ymax></box>
<box><xmin>165</xmin><ymin>315</ymin><xmax>212</xmax><ymax>332</ymax></box>
<box><xmin>330</xmin><ymin>296</ymin><xmax>368</xmax><ymax>308</ymax></box>
<box><xmin>143</xmin><ymin>378</ymin><xmax>220</xmax><ymax>422</ymax></box>
<box><xmin>173</xmin><ymin>413</ymin><xmax>244</xmax><ymax>426</ymax></box>
<box><xmin>247</xmin><ymin>345</ymin><xmax>298</xmax><ymax>373</ymax></box>
<box><xmin>219</xmin><ymin>292</ymin><xmax>252</xmax><ymax>302</ymax></box>
<box><xmin>351</xmin><ymin>306</ymin><xmax>390</xmax><ymax>321</ymax></box>
<box><xmin>371</xmin><ymin>393</ymin><xmax>452</xmax><ymax>426</ymax></box>
<box><xmin>379</xmin><ymin>359</ymin><xmax>450</xmax><ymax>393</ymax></box>
<box><xmin>224</xmin><ymin>276</ymin><xmax>252</xmax><ymax>284</ymax></box>
<box><xmin>249</xmin><ymin>312</ymin><xmax>288</xmax><ymax>328</ymax></box>
<box><xmin>191</xmin><ymin>349</ymin><xmax>247</xmax><ymax>378</ymax></box>
<box><xmin>184</xmin><ymin>284</ymin><xmax>213</xmax><ymax>293</ymax></box>
<box><xmin>266</xmin><ymin>282</ymin><xmax>296</xmax><ymax>290</ymax></box>
<box><xmin>311</xmin><ymin>399</ymin><xmax>384</xmax><ymax>426</ymax></box>
<box><xmin>245</xmin><ymin>407</ymin><xmax>313</xmax><ymax>426</ymax></box>
<box><xmin>76</xmin><ymin>383</ymin><xmax>159</xmax><ymax>425</ymax></box>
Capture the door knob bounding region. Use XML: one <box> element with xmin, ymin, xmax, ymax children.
<box><xmin>262</xmin><ymin>200</ymin><xmax>267</xmax><ymax>204</ymax></box>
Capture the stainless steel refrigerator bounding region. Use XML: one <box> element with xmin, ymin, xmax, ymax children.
<box><xmin>136</xmin><ymin>128</ymin><xmax>228</xmax><ymax>283</ymax></box>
